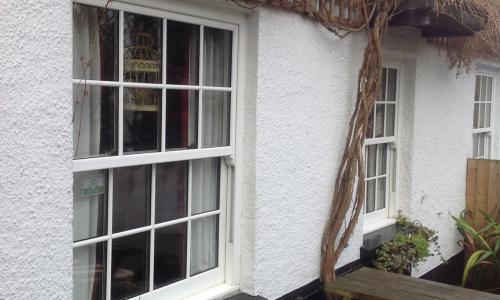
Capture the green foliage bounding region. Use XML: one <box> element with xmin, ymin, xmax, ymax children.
<box><xmin>395</xmin><ymin>232</ymin><xmax>430</xmax><ymax>259</ymax></box>
<box><xmin>452</xmin><ymin>210</ymin><xmax>500</xmax><ymax>288</ymax></box>
<box><xmin>373</xmin><ymin>215</ymin><xmax>442</xmax><ymax>274</ymax></box>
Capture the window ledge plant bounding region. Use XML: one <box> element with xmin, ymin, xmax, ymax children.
<box><xmin>373</xmin><ymin>215</ymin><xmax>443</xmax><ymax>275</ymax></box>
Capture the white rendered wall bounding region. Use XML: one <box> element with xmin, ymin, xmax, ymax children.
<box><xmin>241</xmin><ymin>7</ymin><xmax>499</xmax><ymax>299</ymax></box>
<box><xmin>404</xmin><ymin>45</ymin><xmax>474</xmax><ymax>276</ymax></box>
<box><xmin>0</xmin><ymin>1</ymin><xmax>73</xmax><ymax>299</ymax></box>
<box><xmin>242</xmin><ymin>7</ymin><xmax>367</xmax><ymax>298</ymax></box>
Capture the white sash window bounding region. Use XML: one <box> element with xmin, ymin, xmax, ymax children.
<box><xmin>364</xmin><ymin>67</ymin><xmax>399</xmax><ymax>227</ymax></box>
<box><xmin>473</xmin><ymin>74</ymin><xmax>494</xmax><ymax>159</ymax></box>
<box><xmin>72</xmin><ymin>1</ymin><xmax>238</xmax><ymax>299</ymax></box>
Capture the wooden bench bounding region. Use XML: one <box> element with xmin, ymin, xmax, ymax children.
<box><xmin>324</xmin><ymin>267</ymin><xmax>500</xmax><ymax>300</ymax></box>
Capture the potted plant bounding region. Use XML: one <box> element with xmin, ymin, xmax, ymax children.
<box><xmin>373</xmin><ymin>216</ymin><xmax>442</xmax><ymax>275</ymax></box>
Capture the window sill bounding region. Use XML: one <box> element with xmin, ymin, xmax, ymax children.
<box><xmin>184</xmin><ymin>284</ymin><xmax>239</xmax><ymax>300</ymax></box>
<box><xmin>360</xmin><ymin>219</ymin><xmax>399</xmax><ymax>261</ymax></box>
<box><xmin>363</xmin><ymin>218</ymin><xmax>396</xmax><ymax>235</ymax></box>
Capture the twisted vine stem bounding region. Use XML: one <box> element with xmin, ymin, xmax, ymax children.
<box><xmin>320</xmin><ymin>0</ymin><xmax>398</xmax><ymax>282</ymax></box>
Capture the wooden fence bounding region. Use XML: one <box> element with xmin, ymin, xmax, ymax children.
<box><xmin>466</xmin><ymin>159</ymin><xmax>500</xmax><ymax>227</ymax></box>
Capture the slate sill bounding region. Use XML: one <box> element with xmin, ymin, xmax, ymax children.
<box><xmin>360</xmin><ymin>222</ymin><xmax>402</xmax><ymax>261</ymax></box>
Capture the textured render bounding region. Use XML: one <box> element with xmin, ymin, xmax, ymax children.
<box><xmin>0</xmin><ymin>1</ymin><xmax>73</xmax><ymax>299</ymax></box>
<box><xmin>407</xmin><ymin>45</ymin><xmax>475</xmax><ymax>276</ymax></box>
<box><xmin>242</xmin><ymin>7</ymin><xmax>500</xmax><ymax>300</ymax></box>
<box><xmin>245</xmin><ymin>7</ymin><xmax>367</xmax><ymax>298</ymax></box>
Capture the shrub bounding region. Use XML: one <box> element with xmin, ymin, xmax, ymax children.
<box><xmin>452</xmin><ymin>210</ymin><xmax>500</xmax><ymax>291</ymax></box>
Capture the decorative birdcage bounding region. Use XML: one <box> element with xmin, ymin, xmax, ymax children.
<box><xmin>124</xmin><ymin>32</ymin><xmax>160</xmax><ymax>112</ymax></box>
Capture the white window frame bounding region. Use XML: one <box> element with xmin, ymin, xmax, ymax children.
<box><xmin>472</xmin><ymin>72</ymin><xmax>495</xmax><ymax>159</ymax></box>
<box><xmin>363</xmin><ymin>63</ymin><xmax>400</xmax><ymax>232</ymax></box>
<box><xmin>72</xmin><ymin>1</ymin><xmax>246</xmax><ymax>299</ymax></box>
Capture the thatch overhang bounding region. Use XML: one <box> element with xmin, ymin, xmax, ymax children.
<box><xmin>389</xmin><ymin>0</ymin><xmax>485</xmax><ymax>37</ymax></box>
<box><xmin>233</xmin><ymin>0</ymin><xmax>499</xmax><ymax>63</ymax></box>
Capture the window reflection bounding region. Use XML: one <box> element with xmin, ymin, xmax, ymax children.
<box><xmin>73</xmin><ymin>170</ymin><xmax>108</xmax><ymax>242</ymax></box>
<box><xmin>73</xmin><ymin>85</ymin><xmax>118</xmax><ymax>159</ymax></box>
<box><xmin>191</xmin><ymin>158</ymin><xmax>220</xmax><ymax>215</ymax></box>
<box><xmin>124</xmin><ymin>88</ymin><xmax>161</xmax><ymax>154</ymax></box>
<box><xmin>166</xmin><ymin>90</ymin><xmax>198</xmax><ymax>150</ymax></box>
<box><xmin>190</xmin><ymin>216</ymin><xmax>218</xmax><ymax>275</ymax></box>
<box><xmin>113</xmin><ymin>165</ymin><xmax>151</xmax><ymax>233</ymax></box>
<box><xmin>73</xmin><ymin>242</ymin><xmax>107</xmax><ymax>300</ymax></box>
<box><xmin>124</xmin><ymin>13</ymin><xmax>162</xmax><ymax>83</ymax></box>
<box><xmin>203</xmin><ymin>27</ymin><xmax>232</xmax><ymax>87</ymax></box>
<box><xmin>156</xmin><ymin>162</ymin><xmax>188</xmax><ymax>223</ymax></box>
<box><xmin>154</xmin><ymin>223</ymin><xmax>187</xmax><ymax>288</ymax></box>
<box><xmin>112</xmin><ymin>232</ymin><xmax>150</xmax><ymax>299</ymax></box>
<box><xmin>202</xmin><ymin>91</ymin><xmax>230</xmax><ymax>148</ymax></box>
<box><xmin>73</xmin><ymin>4</ymin><xmax>119</xmax><ymax>81</ymax></box>
<box><xmin>167</xmin><ymin>21</ymin><xmax>199</xmax><ymax>85</ymax></box>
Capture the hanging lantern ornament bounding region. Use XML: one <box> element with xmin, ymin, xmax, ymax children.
<box><xmin>124</xmin><ymin>32</ymin><xmax>161</xmax><ymax>111</ymax></box>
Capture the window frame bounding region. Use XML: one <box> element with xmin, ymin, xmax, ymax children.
<box><xmin>72</xmin><ymin>0</ymin><xmax>246</xmax><ymax>299</ymax></box>
<box><xmin>472</xmin><ymin>72</ymin><xmax>496</xmax><ymax>159</ymax></box>
<box><xmin>363</xmin><ymin>63</ymin><xmax>401</xmax><ymax>231</ymax></box>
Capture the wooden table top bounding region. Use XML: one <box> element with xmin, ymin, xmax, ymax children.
<box><xmin>324</xmin><ymin>267</ymin><xmax>500</xmax><ymax>300</ymax></box>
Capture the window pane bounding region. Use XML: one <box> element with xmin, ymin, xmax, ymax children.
<box><xmin>366</xmin><ymin>145</ymin><xmax>376</xmax><ymax>178</ymax></box>
<box><xmin>73</xmin><ymin>85</ymin><xmax>118</xmax><ymax>159</ymax></box>
<box><xmin>166</xmin><ymin>90</ymin><xmax>198</xmax><ymax>150</ymax></box>
<box><xmin>375</xmin><ymin>104</ymin><xmax>385</xmax><ymax>138</ymax></box>
<box><xmin>486</xmin><ymin>76</ymin><xmax>493</xmax><ymax>102</ymax></box>
<box><xmin>192</xmin><ymin>158</ymin><xmax>220</xmax><ymax>215</ymax></box>
<box><xmin>167</xmin><ymin>21</ymin><xmax>199</xmax><ymax>85</ymax></box>
<box><xmin>73</xmin><ymin>242</ymin><xmax>106</xmax><ymax>300</ymax></box>
<box><xmin>111</xmin><ymin>232</ymin><xmax>149</xmax><ymax>300</ymax></box>
<box><xmin>473</xmin><ymin>103</ymin><xmax>479</xmax><ymax>129</ymax></box>
<box><xmin>124</xmin><ymin>13</ymin><xmax>162</xmax><ymax>83</ymax></box>
<box><xmin>479</xmin><ymin>103</ymin><xmax>485</xmax><ymax>129</ymax></box>
<box><xmin>202</xmin><ymin>91</ymin><xmax>230</xmax><ymax>147</ymax></box>
<box><xmin>485</xmin><ymin>135</ymin><xmax>490</xmax><ymax>158</ymax></box>
<box><xmin>73</xmin><ymin>4</ymin><xmax>118</xmax><ymax>81</ymax></box>
<box><xmin>203</xmin><ymin>27</ymin><xmax>232</xmax><ymax>87</ymax></box>
<box><xmin>485</xmin><ymin>103</ymin><xmax>491</xmax><ymax>128</ymax></box>
<box><xmin>473</xmin><ymin>134</ymin><xmax>479</xmax><ymax>157</ymax></box>
<box><xmin>377</xmin><ymin>144</ymin><xmax>387</xmax><ymax>176</ymax></box>
<box><xmin>366</xmin><ymin>179</ymin><xmax>376</xmax><ymax>213</ymax></box>
<box><xmin>366</xmin><ymin>111</ymin><xmax>374</xmax><ymax>138</ymax></box>
<box><xmin>475</xmin><ymin>76</ymin><xmax>481</xmax><ymax>102</ymax></box>
<box><xmin>124</xmin><ymin>88</ymin><xmax>161</xmax><ymax>153</ymax></box>
<box><xmin>386</xmin><ymin>104</ymin><xmax>396</xmax><ymax>136</ymax></box>
<box><xmin>386</xmin><ymin>68</ymin><xmax>397</xmax><ymax>102</ymax></box>
<box><xmin>480</xmin><ymin>76</ymin><xmax>487</xmax><ymax>102</ymax></box>
<box><xmin>156</xmin><ymin>161</ymin><xmax>188</xmax><ymax>223</ymax></box>
<box><xmin>74</xmin><ymin>170</ymin><xmax>107</xmax><ymax>242</ymax></box>
<box><xmin>377</xmin><ymin>177</ymin><xmax>386</xmax><ymax>210</ymax></box>
<box><xmin>379</xmin><ymin>68</ymin><xmax>386</xmax><ymax>101</ymax></box>
<box><xmin>154</xmin><ymin>223</ymin><xmax>187</xmax><ymax>288</ymax></box>
<box><xmin>113</xmin><ymin>165</ymin><xmax>151</xmax><ymax>233</ymax></box>
<box><xmin>191</xmin><ymin>215</ymin><xmax>219</xmax><ymax>275</ymax></box>
<box><xmin>479</xmin><ymin>133</ymin><xmax>485</xmax><ymax>157</ymax></box>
